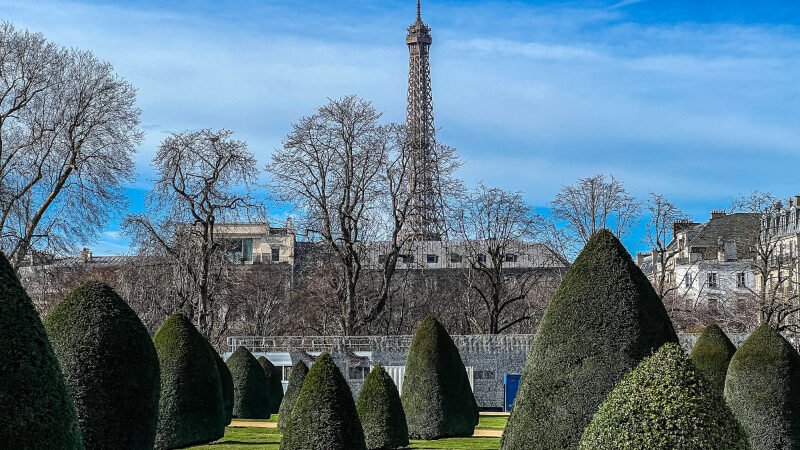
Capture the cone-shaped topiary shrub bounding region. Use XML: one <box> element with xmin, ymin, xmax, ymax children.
<box><xmin>280</xmin><ymin>352</ymin><xmax>366</xmax><ymax>450</ymax></box>
<box><xmin>356</xmin><ymin>365</ymin><xmax>409</xmax><ymax>449</ymax></box>
<box><xmin>401</xmin><ymin>315</ymin><xmax>477</xmax><ymax>439</ymax></box>
<box><xmin>500</xmin><ymin>229</ymin><xmax>678</xmax><ymax>450</ymax></box>
<box><xmin>227</xmin><ymin>346</ymin><xmax>270</xmax><ymax>418</ymax></box>
<box><xmin>213</xmin><ymin>348</ymin><xmax>234</xmax><ymax>425</ymax></box>
<box><xmin>278</xmin><ymin>360</ymin><xmax>309</xmax><ymax>429</ymax></box>
<box><xmin>689</xmin><ymin>324</ymin><xmax>737</xmax><ymax>396</ymax></box>
<box><xmin>258</xmin><ymin>355</ymin><xmax>285</xmax><ymax>415</ymax></box>
<box><xmin>44</xmin><ymin>281</ymin><xmax>160</xmax><ymax>450</ymax></box>
<box><xmin>725</xmin><ymin>323</ymin><xmax>800</xmax><ymax>449</ymax></box>
<box><xmin>153</xmin><ymin>313</ymin><xmax>225</xmax><ymax>449</ymax></box>
<box><xmin>0</xmin><ymin>252</ymin><xmax>83</xmax><ymax>449</ymax></box>
<box><xmin>579</xmin><ymin>343</ymin><xmax>749</xmax><ymax>449</ymax></box>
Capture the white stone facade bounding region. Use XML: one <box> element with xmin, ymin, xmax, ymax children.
<box><xmin>214</xmin><ymin>219</ymin><xmax>296</xmax><ymax>266</ymax></box>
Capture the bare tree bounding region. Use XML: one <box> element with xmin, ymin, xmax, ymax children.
<box><xmin>550</xmin><ymin>174</ymin><xmax>641</xmax><ymax>246</ymax></box>
<box><xmin>226</xmin><ymin>265</ymin><xmax>292</xmax><ymax>338</ymax></box>
<box><xmin>732</xmin><ymin>190</ymin><xmax>800</xmax><ymax>333</ymax></box>
<box><xmin>124</xmin><ymin>129</ymin><xmax>259</xmax><ymax>338</ymax></box>
<box><xmin>0</xmin><ymin>23</ymin><xmax>142</xmax><ymax>267</ymax></box>
<box><xmin>266</xmin><ymin>95</ymin><xmax>460</xmax><ymax>335</ymax></box>
<box><xmin>644</xmin><ymin>193</ymin><xmax>686</xmax><ymax>299</ymax></box>
<box><xmin>454</xmin><ymin>183</ymin><xmax>558</xmax><ymax>334</ymax></box>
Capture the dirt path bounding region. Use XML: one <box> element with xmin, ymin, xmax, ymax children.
<box><xmin>229</xmin><ymin>420</ymin><xmax>277</xmax><ymax>428</ymax></box>
<box><xmin>473</xmin><ymin>428</ymin><xmax>503</xmax><ymax>437</ymax></box>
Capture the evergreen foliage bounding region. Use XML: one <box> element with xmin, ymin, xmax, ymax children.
<box><xmin>280</xmin><ymin>352</ymin><xmax>366</xmax><ymax>450</ymax></box>
<box><xmin>44</xmin><ymin>281</ymin><xmax>160</xmax><ymax>449</ymax></box>
<box><xmin>0</xmin><ymin>252</ymin><xmax>83</xmax><ymax>449</ymax></box>
<box><xmin>401</xmin><ymin>315</ymin><xmax>478</xmax><ymax>440</ymax></box>
<box><xmin>153</xmin><ymin>313</ymin><xmax>225</xmax><ymax>449</ymax></box>
<box><xmin>500</xmin><ymin>229</ymin><xmax>678</xmax><ymax>450</ymax></box>
<box><xmin>213</xmin><ymin>349</ymin><xmax>234</xmax><ymax>425</ymax></box>
<box><xmin>725</xmin><ymin>323</ymin><xmax>800</xmax><ymax>449</ymax></box>
<box><xmin>258</xmin><ymin>355</ymin><xmax>285</xmax><ymax>415</ymax></box>
<box><xmin>227</xmin><ymin>346</ymin><xmax>270</xmax><ymax>419</ymax></box>
<box><xmin>278</xmin><ymin>360</ymin><xmax>309</xmax><ymax>429</ymax></box>
<box><xmin>689</xmin><ymin>324</ymin><xmax>737</xmax><ymax>396</ymax></box>
<box><xmin>356</xmin><ymin>365</ymin><xmax>409</xmax><ymax>449</ymax></box>
<box><xmin>579</xmin><ymin>343</ymin><xmax>749</xmax><ymax>449</ymax></box>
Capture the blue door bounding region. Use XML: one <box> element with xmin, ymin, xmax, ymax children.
<box><xmin>504</xmin><ymin>374</ymin><xmax>521</xmax><ymax>412</ymax></box>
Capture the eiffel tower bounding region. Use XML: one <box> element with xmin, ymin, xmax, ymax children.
<box><xmin>404</xmin><ymin>0</ymin><xmax>440</xmax><ymax>241</ymax></box>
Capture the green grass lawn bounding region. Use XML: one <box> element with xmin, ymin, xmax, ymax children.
<box><xmin>188</xmin><ymin>415</ymin><xmax>507</xmax><ymax>449</ymax></box>
<box><xmin>476</xmin><ymin>416</ymin><xmax>507</xmax><ymax>430</ymax></box>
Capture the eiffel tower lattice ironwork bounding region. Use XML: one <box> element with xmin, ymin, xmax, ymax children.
<box><xmin>404</xmin><ymin>0</ymin><xmax>441</xmax><ymax>241</ymax></box>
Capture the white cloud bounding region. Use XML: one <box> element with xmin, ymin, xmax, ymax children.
<box><xmin>2</xmin><ymin>0</ymin><xmax>799</xmax><ymax>254</ymax></box>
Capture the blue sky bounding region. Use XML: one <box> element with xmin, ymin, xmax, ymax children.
<box><xmin>2</xmin><ymin>0</ymin><xmax>799</xmax><ymax>256</ymax></box>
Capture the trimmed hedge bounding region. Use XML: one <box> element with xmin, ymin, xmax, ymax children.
<box><xmin>44</xmin><ymin>281</ymin><xmax>160</xmax><ymax>450</ymax></box>
<box><xmin>500</xmin><ymin>230</ymin><xmax>678</xmax><ymax>450</ymax></box>
<box><xmin>213</xmin><ymin>349</ymin><xmax>234</xmax><ymax>425</ymax></box>
<box><xmin>258</xmin><ymin>355</ymin><xmax>285</xmax><ymax>415</ymax></box>
<box><xmin>401</xmin><ymin>315</ymin><xmax>477</xmax><ymax>440</ymax></box>
<box><xmin>153</xmin><ymin>313</ymin><xmax>225</xmax><ymax>449</ymax></box>
<box><xmin>579</xmin><ymin>343</ymin><xmax>749</xmax><ymax>449</ymax></box>
<box><xmin>227</xmin><ymin>346</ymin><xmax>270</xmax><ymax>418</ymax></box>
<box><xmin>357</xmin><ymin>365</ymin><xmax>409</xmax><ymax>449</ymax></box>
<box><xmin>280</xmin><ymin>352</ymin><xmax>366</xmax><ymax>450</ymax></box>
<box><xmin>689</xmin><ymin>324</ymin><xmax>736</xmax><ymax>396</ymax></box>
<box><xmin>278</xmin><ymin>360</ymin><xmax>309</xmax><ymax>429</ymax></box>
<box><xmin>0</xmin><ymin>252</ymin><xmax>83</xmax><ymax>449</ymax></box>
<box><xmin>725</xmin><ymin>323</ymin><xmax>800</xmax><ymax>449</ymax></box>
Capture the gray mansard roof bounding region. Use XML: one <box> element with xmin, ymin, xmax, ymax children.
<box><xmin>667</xmin><ymin>213</ymin><xmax>760</xmax><ymax>254</ymax></box>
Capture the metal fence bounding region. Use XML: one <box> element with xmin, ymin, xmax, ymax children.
<box><xmin>229</xmin><ymin>332</ymin><xmax>800</xmax><ymax>354</ymax></box>
<box><xmin>227</xmin><ymin>334</ymin><xmax>536</xmax><ymax>353</ymax></box>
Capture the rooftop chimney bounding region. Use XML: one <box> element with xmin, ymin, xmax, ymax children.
<box><xmin>673</xmin><ymin>218</ymin><xmax>696</xmax><ymax>239</ymax></box>
<box><xmin>775</xmin><ymin>201</ymin><xmax>783</xmax><ymax>211</ymax></box>
<box><xmin>790</xmin><ymin>198</ymin><xmax>795</xmax><ymax>208</ymax></box>
<box><xmin>794</xmin><ymin>195</ymin><xmax>800</xmax><ymax>207</ymax></box>
<box><xmin>710</xmin><ymin>210</ymin><xmax>726</xmax><ymax>220</ymax></box>
<box><xmin>80</xmin><ymin>247</ymin><xmax>92</xmax><ymax>263</ymax></box>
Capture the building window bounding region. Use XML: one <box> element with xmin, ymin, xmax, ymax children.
<box><xmin>474</xmin><ymin>370</ymin><xmax>496</xmax><ymax>380</ymax></box>
<box><xmin>227</xmin><ymin>238</ymin><xmax>253</xmax><ymax>263</ymax></box>
<box><xmin>348</xmin><ymin>366</ymin><xmax>369</xmax><ymax>380</ymax></box>
<box><xmin>707</xmin><ymin>272</ymin><xmax>718</xmax><ymax>288</ymax></box>
<box><xmin>737</xmin><ymin>272</ymin><xmax>746</xmax><ymax>288</ymax></box>
<box><xmin>402</xmin><ymin>254</ymin><xmax>415</xmax><ymax>264</ymax></box>
<box><xmin>477</xmin><ymin>254</ymin><xmax>487</xmax><ymax>264</ymax></box>
<box><xmin>505</xmin><ymin>254</ymin><xmax>518</xmax><ymax>263</ymax></box>
<box><xmin>685</xmin><ymin>274</ymin><xmax>692</xmax><ymax>288</ymax></box>
<box><xmin>426</xmin><ymin>254</ymin><xmax>439</xmax><ymax>264</ymax></box>
<box><xmin>271</xmin><ymin>248</ymin><xmax>280</xmax><ymax>262</ymax></box>
<box><xmin>378</xmin><ymin>254</ymin><xmax>387</xmax><ymax>264</ymax></box>
<box><xmin>450</xmin><ymin>253</ymin><xmax>462</xmax><ymax>263</ymax></box>
<box><xmin>708</xmin><ymin>297</ymin><xmax>720</xmax><ymax>311</ymax></box>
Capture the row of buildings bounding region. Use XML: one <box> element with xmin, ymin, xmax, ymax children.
<box><xmin>636</xmin><ymin>197</ymin><xmax>800</xmax><ymax>314</ymax></box>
